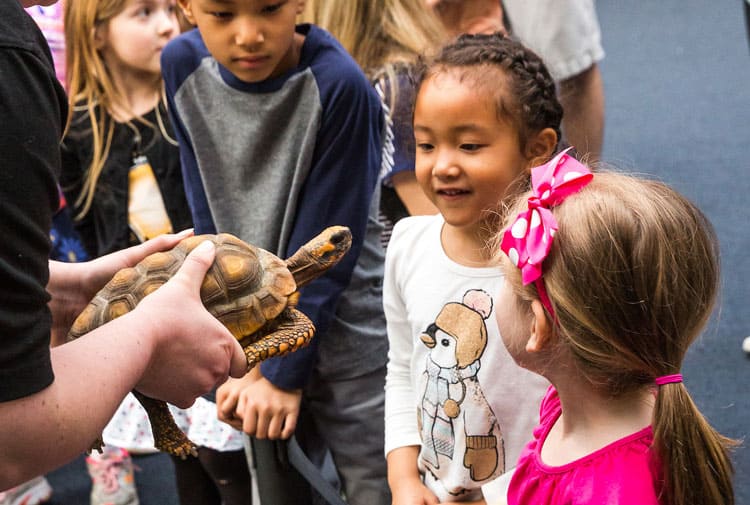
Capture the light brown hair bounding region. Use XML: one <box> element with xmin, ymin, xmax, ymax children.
<box><xmin>500</xmin><ymin>171</ymin><xmax>734</xmax><ymax>505</ymax></box>
<box><xmin>63</xmin><ymin>0</ymin><xmax>170</xmax><ymax>218</ymax></box>
<box><xmin>299</xmin><ymin>0</ymin><xmax>445</xmax><ymax>109</ymax></box>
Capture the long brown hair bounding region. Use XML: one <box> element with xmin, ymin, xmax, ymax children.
<box><xmin>501</xmin><ymin>171</ymin><xmax>735</xmax><ymax>505</ymax></box>
<box><xmin>63</xmin><ymin>0</ymin><xmax>171</xmax><ymax>218</ymax></box>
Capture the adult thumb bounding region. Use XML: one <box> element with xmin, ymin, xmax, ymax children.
<box><xmin>176</xmin><ymin>239</ymin><xmax>216</xmax><ymax>289</ymax></box>
<box><xmin>228</xmin><ymin>339</ymin><xmax>249</xmax><ymax>378</ymax></box>
<box><xmin>178</xmin><ymin>240</ymin><xmax>248</xmax><ymax>377</ymax></box>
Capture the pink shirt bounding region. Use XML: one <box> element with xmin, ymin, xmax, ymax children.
<box><xmin>508</xmin><ymin>387</ymin><xmax>662</xmax><ymax>504</ymax></box>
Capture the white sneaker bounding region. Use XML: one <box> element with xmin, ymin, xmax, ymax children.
<box><xmin>0</xmin><ymin>476</ymin><xmax>53</xmax><ymax>505</ymax></box>
<box><xmin>86</xmin><ymin>448</ymin><xmax>139</xmax><ymax>505</ymax></box>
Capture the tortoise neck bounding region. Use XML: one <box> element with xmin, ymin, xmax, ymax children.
<box><xmin>286</xmin><ymin>250</ymin><xmax>325</xmax><ymax>288</ymax></box>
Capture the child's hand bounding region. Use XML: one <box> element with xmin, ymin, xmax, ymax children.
<box><xmin>391</xmin><ymin>476</ymin><xmax>439</xmax><ymax>505</ymax></box>
<box><xmin>388</xmin><ymin>446</ymin><xmax>440</xmax><ymax>505</ymax></box>
<box><xmin>216</xmin><ymin>374</ymin><xmax>251</xmax><ymax>430</ymax></box>
<box><xmin>219</xmin><ymin>366</ymin><xmax>302</xmax><ymax>439</ymax></box>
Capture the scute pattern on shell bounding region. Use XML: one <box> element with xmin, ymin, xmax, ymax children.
<box><xmin>69</xmin><ymin>234</ymin><xmax>297</xmax><ymax>341</ymax></box>
<box><xmin>66</xmin><ymin>226</ymin><xmax>352</xmax><ymax>458</ymax></box>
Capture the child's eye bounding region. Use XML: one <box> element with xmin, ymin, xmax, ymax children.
<box><xmin>460</xmin><ymin>143</ymin><xmax>483</xmax><ymax>152</ymax></box>
<box><xmin>416</xmin><ymin>142</ymin><xmax>434</xmax><ymax>152</ymax></box>
<box><xmin>209</xmin><ymin>11</ymin><xmax>233</xmax><ymax>20</ymax></box>
<box><xmin>135</xmin><ymin>6</ymin><xmax>152</xmax><ymax>18</ymax></box>
<box><xmin>261</xmin><ymin>1</ymin><xmax>285</xmax><ymax>14</ymax></box>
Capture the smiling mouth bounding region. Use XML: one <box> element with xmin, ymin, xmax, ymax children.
<box><xmin>437</xmin><ymin>188</ymin><xmax>470</xmax><ymax>196</ymax></box>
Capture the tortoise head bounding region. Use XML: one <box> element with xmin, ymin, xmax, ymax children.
<box><xmin>285</xmin><ymin>226</ymin><xmax>352</xmax><ymax>288</ymax></box>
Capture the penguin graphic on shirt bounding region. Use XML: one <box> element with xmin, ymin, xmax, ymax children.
<box><xmin>418</xmin><ymin>289</ymin><xmax>504</xmax><ymax>489</ymax></box>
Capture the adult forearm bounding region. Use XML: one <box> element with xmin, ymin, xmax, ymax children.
<box><xmin>0</xmin><ymin>311</ymin><xmax>155</xmax><ymax>488</ymax></box>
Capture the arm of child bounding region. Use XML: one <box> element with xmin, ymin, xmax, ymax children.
<box><xmin>383</xmin><ymin>221</ymin><xmax>423</xmax><ymax>449</ymax></box>
<box><xmin>384</xmin><ymin>222</ymin><xmax>440</xmax><ymax>503</ymax></box>
<box><xmin>258</xmin><ymin>73</ymin><xmax>382</xmax><ymax>388</ymax></box>
<box><xmin>388</xmin><ymin>446</ymin><xmax>439</xmax><ymax>505</ymax></box>
<box><xmin>239</xmin><ymin>57</ymin><xmax>384</xmax><ymax>437</ymax></box>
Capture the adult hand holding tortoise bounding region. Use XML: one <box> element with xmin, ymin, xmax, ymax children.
<box><xmin>0</xmin><ymin>0</ymin><xmax>243</xmax><ymax>489</ymax></box>
<box><xmin>47</xmin><ymin>229</ymin><xmax>195</xmax><ymax>346</ymax></box>
<box><xmin>66</xmin><ymin>226</ymin><xmax>352</xmax><ymax>457</ymax></box>
<box><xmin>1</xmin><ymin>231</ymin><xmax>247</xmax><ymax>488</ymax></box>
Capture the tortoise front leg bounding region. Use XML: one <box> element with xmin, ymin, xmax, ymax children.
<box><xmin>132</xmin><ymin>390</ymin><xmax>198</xmax><ymax>459</ymax></box>
<box><xmin>243</xmin><ymin>307</ymin><xmax>315</xmax><ymax>369</ymax></box>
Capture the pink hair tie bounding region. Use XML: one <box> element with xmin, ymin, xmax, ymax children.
<box><xmin>655</xmin><ymin>374</ymin><xmax>683</xmax><ymax>386</ymax></box>
<box><xmin>500</xmin><ymin>148</ymin><xmax>593</xmax><ymax>317</ymax></box>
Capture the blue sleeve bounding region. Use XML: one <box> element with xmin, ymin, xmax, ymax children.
<box><xmin>380</xmin><ymin>69</ymin><xmax>417</xmax><ymax>186</ymax></box>
<box><xmin>260</xmin><ymin>60</ymin><xmax>384</xmax><ymax>389</ymax></box>
<box><xmin>161</xmin><ymin>32</ymin><xmax>216</xmax><ymax>234</ymax></box>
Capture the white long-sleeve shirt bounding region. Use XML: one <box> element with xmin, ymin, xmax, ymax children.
<box><xmin>384</xmin><ymin>215</ymin><xmax>548</xmax><ymax>501</ymax></box>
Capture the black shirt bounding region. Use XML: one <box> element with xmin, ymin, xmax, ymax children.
<box><xmin>60</xmin><ymin>103</ymin><xmax>192</xmax><ymax>257</ymax></box>
<box><xmin>0</xmin><ymin>2</ymin><xmax>67</xmax><ymax>401</ymax></box>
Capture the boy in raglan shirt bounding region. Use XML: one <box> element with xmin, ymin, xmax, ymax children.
<box><xmin>161</xmin><ymin>1</ymin><xmax>391</xmax><ymax>503</ymax></box>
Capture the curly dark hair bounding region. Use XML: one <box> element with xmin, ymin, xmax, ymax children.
<box><xmin>413</xmin><ymin>32</ymin><xmax>563</xmax><ymax>151</ymax></box>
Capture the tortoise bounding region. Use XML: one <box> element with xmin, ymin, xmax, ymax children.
<box><xmin>68</xmin><ymin>226</ymin><xmax>352</xmax><ymax>458</ymax></box>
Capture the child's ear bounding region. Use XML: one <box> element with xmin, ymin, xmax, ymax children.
<box><xmin>296</xmin><ymin>0</ymin><xmax>307</xmax><ymax>15</ymax></box>
<box><xmin>526</xmin><ymin>299</ymin><xmax>554</xmax><ymax>353</ymax></box>
<box><xmin>524</xmin><ymin>127</ymin><xmax>558</xmax><ymax>167</ymax></box>
<box><xmin>177</xmin><ymin>0</ymin><xmax>196</xmax><ymax>25</ymax></box>
<box><xmin>92</xmin><ymin>26</ymin><xmax>106</xmax><ymax>50</ymax></box>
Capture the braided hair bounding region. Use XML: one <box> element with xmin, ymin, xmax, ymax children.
<box><xmin>414</xmin><ymin>32</ymin><xmax>563</xmax><ymax>152</ymax></box>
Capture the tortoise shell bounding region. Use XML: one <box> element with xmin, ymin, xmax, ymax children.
<box><xmin>67</xmin><ymin>227</ymin><xmax>352</xmax><ymax>458</ymax></box>
<box><xmin>69</xmin><ymin>234</ymin><xmax>297</xmax><ymax>343</ymax></box>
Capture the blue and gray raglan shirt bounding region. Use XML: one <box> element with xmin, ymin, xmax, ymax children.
<box><xmin>162</xmin><ymin>24</ymin><xmax>388</xmax><ymax>389</ymax></box>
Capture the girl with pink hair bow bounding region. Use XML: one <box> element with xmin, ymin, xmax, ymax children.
<box><xmin>497</xmin><ymin>165</ymin><xmax>735</xmax><ymax>505</ymax></box>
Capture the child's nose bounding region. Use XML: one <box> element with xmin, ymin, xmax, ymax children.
<box><xmin>158</xmin><ymin>10</ymin><xmax>178</xmax><ymax>36</ymax></box>
<box><xmin>432</xmin><ymin>150</ymin><xmax>460</xmax><ymax>179</ymax></box>
<box><xmin>235</xmin><ymin>19</ymin><xmax>264</xmax><ymax>47</ymax></box>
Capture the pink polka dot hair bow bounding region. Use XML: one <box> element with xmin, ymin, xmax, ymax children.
<box><xmin>500</xmin><ymin>148</ymin><xmax>593</xmax><ymax>315</ymax></box>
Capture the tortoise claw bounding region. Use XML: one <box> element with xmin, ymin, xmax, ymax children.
<box><xmin>243</xmin><ymin>307</ymin><xmax>315</xmax><ymax>368</ymax></box>
<box><xmin>88</xmin><ymin>436</ymin><xmax>105</xmax><ymax>454</ymax></box>
<box><xmin>155</xmin><ymin>438</ymin><xmax>198</xmax><ymax>460</ymax></box>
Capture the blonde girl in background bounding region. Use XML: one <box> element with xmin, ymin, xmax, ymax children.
<box><xmin>383</xmin><ymin>32</ymin><xmax>562</xmax><ymax>504</ymax></box>
<box><xmin>300</xmin><ymin>0</ymin><xmax>445</xmax><ymax>246</ymax></box>
<box><xmin>62</xmin><ymin>0</ymin><xmax>191</xmax><ymax>255</ymax></box>
<box><xmin>60</xmin><ymin>2</ymin><xmax>249</xmax><ymax>505</ymax></box>
<box><xmin>496</xmin><ymin>164</ymin><xmax>735</xmax><ymax>504</ymax></box>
